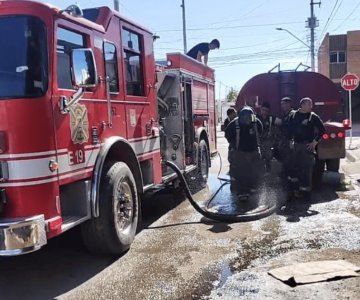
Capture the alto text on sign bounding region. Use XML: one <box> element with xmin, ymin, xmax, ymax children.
<box><xmin>341</xmin><ymin>73</ymin><xmax>359</xmax><ymax>91</ymax></box>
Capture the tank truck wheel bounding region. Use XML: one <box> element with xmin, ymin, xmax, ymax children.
<box><xmin>326</xmin><ymin>158</ymin><xmax>340</xmax><ymax>172</ymax></box>
<box><xmin>82</xmin><ymin>162</ymin><xmax>139</xmax><ymax>255</ymax></box>
<box><xmin>312</xmin><ymin>158</ymin><xmax>325</xmax><ymax>189</ymax></box>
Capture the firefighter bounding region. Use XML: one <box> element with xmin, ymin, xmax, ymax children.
<box><xmin>221</xmin><ymin>107</ymin><xmax>237</xmax><ymax>132</ymax></box>
<box><xmin>257</xmin><ymin>102</ymin><xmax>275</xmax><ymax>172</ymax></box>
<box><xmin>274</xmin><ymin>97</ymin><xmax>297</xmax><ymax>195</ymax></box>
<box><xmin>289</xmin><ymin>97</ymin><xmax>325</xmax><ymax>199</ymax></box>
<box><xmin>222</xmin><ymin>107</ymin><xmax>237</xmax><ymax>167</ymax></box>
<box><xmin>225</xmin><ymin>106</ymin><xmax>263</xmax><ymax>197</ymax></box>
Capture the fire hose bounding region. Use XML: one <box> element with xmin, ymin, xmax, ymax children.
<box><xmin>165</xmin><ymin>159</ymin><xmax>278</xmax><ymax>223</ymax></box>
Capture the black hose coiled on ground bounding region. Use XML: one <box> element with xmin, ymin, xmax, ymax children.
<box><xmin>165</xmin><ymin>160</ymin><xmax>278</xmax><ymax>223</ymax></box>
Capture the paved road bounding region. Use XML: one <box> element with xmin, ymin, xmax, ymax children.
<box><xmin>0</xmin><ymin>130</ymin><xmax>359</xmax><ymax>300</ymax></box>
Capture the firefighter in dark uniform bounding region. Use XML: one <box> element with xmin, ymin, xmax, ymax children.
<box><xmin>289</xmin><ymin>97</ymin><xmax>325</xmax><ymax>199</ymax></box>
<box><xmin>258</xmin><ymin>102</ymin><xmax>275</xmax><ymax>172</ymax></box>
<box><xmin>221</xmin><ymin>107</ymin><xmax>237</xmax><ymax>166</ymax></box>
<box><xmin>221</xmin><ymin>107</ymin><xmax>237</xmax><ymax>132</ymax></box>
<box><xmin>225</xmin><ymin>106</ymin><xmax>263</xmax><ymax>197</ymax></box>
<box><xmin>274</xmin><ymin>97</ymin><xmax>297</xmax><ymax>193</ymax></box>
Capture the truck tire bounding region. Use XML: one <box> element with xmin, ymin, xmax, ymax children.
<box><xmin>326</xmin><ymin>158</ymin><xmax>340</xmax><ymax>172</ymax></box>
<box><xmin>312</xmin><ymin>158</ymin><xmax>325</xmax><ymax>189</ymax></box>
<box><xmin>196</xmin><ymin>139</ymin><xmax>210</xmax><ymax>187</ymax></box>
<box><xmin>82</xmin><ymin>161</ymin><xmax>139</xmax><ymax>255</ymax></box>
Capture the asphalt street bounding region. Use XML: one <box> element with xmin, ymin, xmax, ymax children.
<box><xmin>0</xmin><ymin>128</ymin><xmax>359</xmax><ymax>300</ymax></box>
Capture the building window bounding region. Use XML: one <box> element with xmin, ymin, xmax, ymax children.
<box><xmin>103</xmin><ymin>42</ymin><xmax>119</xmax><ymax>93</ymax></box>
<box><xmin>57</xmin><ymin>27</ymin><xmax>86</xmax><ymax>89</ymax></box>
<box><xmin>122</xmin><ymin>29</ymin><xmax>144</xmax><ymax>96</ymax></box>
<box><xmin>330</xmin><ymin>51</ymin><xmax>346</xmax><ymax>64</ymax></box>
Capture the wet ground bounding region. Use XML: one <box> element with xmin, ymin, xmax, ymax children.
<box><xmin>0</xmin><ymin>130</ymin><xmax>359</xmax><ymax>299</ymax></box>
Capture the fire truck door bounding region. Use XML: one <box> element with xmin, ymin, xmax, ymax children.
<box><xmin>51</xmin><ymin>25</ymin><xmax>99</xmax><ymax>184</ymax></box>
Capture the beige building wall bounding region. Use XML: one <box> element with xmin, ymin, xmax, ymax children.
<box><xmin>318</xmin><ymin>33</ymin><xmax>330</xmax><ymax>78</ymax></box>
<box><xmin>347</xmin><ymin>31</ymin><xmax>360</xmax><ymax>75</ymax></box>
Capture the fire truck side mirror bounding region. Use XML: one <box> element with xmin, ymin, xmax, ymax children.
<box><xmin>71</xmin><ymin>48</ymin><xmax>98</xmax><ymax>89</ymax></box>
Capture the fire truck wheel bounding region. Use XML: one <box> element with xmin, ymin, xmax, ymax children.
<box><xmin>197</xmin><ymin>139</ymin><xmax>210</xmax><ymax>187</ymax></box>
<box><xmin>184</xmin><ymin>140</ymin><xmax>210</xmax><ymax>193</ymax></box>
<box><xmin>82</xmin><ymin>161</ymin><xmax>139</xmax><ymax>255</ymax></box>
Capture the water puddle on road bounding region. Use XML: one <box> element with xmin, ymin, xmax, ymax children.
<box><xmin>194</xmin><ymin>174</ymin><xmax>285</xmax><ymax>217</ymax></box>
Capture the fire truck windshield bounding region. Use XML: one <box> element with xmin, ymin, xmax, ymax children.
<box><xmin>0</xmin><ymin>16</ymin><xmax>48</xmax><ymax>99</ymax></box>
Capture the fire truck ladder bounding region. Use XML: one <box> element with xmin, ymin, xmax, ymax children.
<box><xmin>269</xmin><ymin>63</ymin><xmax>310</xmax><ymax>100</ymax></box>
<box><xmin>278</xmin><ymin>71</ymin><xmax>297</xmax><ymax>100</ymax></box>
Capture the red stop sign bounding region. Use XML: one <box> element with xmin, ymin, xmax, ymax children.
<box><xmin>341</xmin><ymin>73</ymin><xmax>359</xmax><ymax>91</ymax></box>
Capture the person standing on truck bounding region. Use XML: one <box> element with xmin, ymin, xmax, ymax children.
<box><xmin>225</xmin><ymin>106</ymin><xmax>263</xmax><ymax>198</ymax></box>
<box><xmin>289</xmin><ymin>97</ymin><xmax>326</xmax><ymax>200</ymax></box>
<box><xmin>257</xmin><ymin>102</ymin><xmax>275</xmax><ymax>172</ymax></box>
<box><xmin>186</xmin><ymin>39</ymin><xmax>220</xmax><ymax>65</ymax></box>
<box><xmin>274</xmin><ymin>97</ymin><xmax>297</xmax><ymax>196</ymax></box>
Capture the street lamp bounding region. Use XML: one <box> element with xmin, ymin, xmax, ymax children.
<box><xmin>275</xmin><ymin>27</ymin><xmax>315</xmax><ymax>71</ymax></box>
<box><xmin>181</xmin><ymin>0</ymin><xmax>187</xmax><ymax>53</ymax></box>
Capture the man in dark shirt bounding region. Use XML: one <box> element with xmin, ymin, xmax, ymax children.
<box><xmin>186</xmin><ymin>39</ymin><xmax>220</xmax><ymax>65</ymax></box>
<box><xmin>221</xmin><ymin>107</ymin><xmax>237</xmax><ymax>132</ymax></box>
<box><xmin>290</xmin><ymin>97</ymin><xmax>326</xmax><ymax>199</ymax></box>
<box><xmin>274</xmin><ymin>97</ymin><xmax>297</xmax><ymax>191</ymax></box>
<box><xmin>225</xmin><ymin>106</ymin><xmax>263</xmax><ymax>197</ymax></box>
<box><xmin>222</xmin><ymin>107</ymin><xmax>237</xmax><ymax>167</ymax></box>
<box><xmin>258</xmin><ymin>102</ymin><xmax>275</xmax><ymax>172</ymax></box>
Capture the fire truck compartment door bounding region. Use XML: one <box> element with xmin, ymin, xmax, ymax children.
<box><xmin>157</xmin><ymin>73</ymin><xmax>185</xmax><ymax>172</ymax></box>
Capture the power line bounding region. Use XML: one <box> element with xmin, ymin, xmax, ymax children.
<box><xmin>155</xmin><ymin>21</ymin><xmax>304</xmax><ymax>33</ymax></box>
<box><xmin>332</xmin><ymin>1</ymin><xmax>360</xmax><ymax>32</ymax></box>
<box><xmin>319</xmin><ymin>0</ymin><xmax>339</xmax><ymax>37</ymax></box>
<box><xmin>318</xmin><ymin>0</ymin><xmax>343</xmax><ymax>43</ymax></box>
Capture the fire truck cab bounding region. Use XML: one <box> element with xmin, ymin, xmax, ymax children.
<box><xmin>0</xmin><ymin>1</ymin><xmax>216</xmax><ymax>256</ymax></box>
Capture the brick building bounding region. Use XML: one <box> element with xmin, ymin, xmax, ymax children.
<box><xmin>318</xmin><ymin>30</ymin><xmax>360</xmax><ymax>122</ymax></box>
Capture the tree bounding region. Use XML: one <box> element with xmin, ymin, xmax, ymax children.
<box><xmin>226</xmin><ymin>87</ymin><xmax>238</xmax><ymax>102</ymax></box>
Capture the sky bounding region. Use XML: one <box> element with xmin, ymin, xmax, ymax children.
<box><xmin>40</xmin><ymin>0</ymin><xmax>360</xmax><ymax>99</ymax></box>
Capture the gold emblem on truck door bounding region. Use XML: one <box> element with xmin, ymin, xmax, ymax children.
<box><xmin>69</xmin><ymin>104</ymin><xmax>89</xmax><ymax>144</ymax></box>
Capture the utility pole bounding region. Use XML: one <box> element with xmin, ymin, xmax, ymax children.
<box><xmin>114</xmin><ymin>0</ymin><xmax>119</xmax><ymax>12</ymax></box>
<box><xmin>181</xmin><ymin>0</ymin><xmax>187</xmax><ymax>53</ymax></box>
<box><xmin>307</xmin><ymin>0</ymin><xmax>321</xmax><ymax>71</ymax></box>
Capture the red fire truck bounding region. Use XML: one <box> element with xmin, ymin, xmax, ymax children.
<box><xmin>0</xmin><ymin>1</ymin><xmax>216</xmax><ymax>256</ymax></box>
<box><xmin>237</xmin><ymin>66</ymin><xmax>348</xmax><ymax>175</ymax></box>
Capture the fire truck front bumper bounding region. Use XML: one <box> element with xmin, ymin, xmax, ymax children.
<box><xmin>0</xmin><ymin>215</ymin><xmax>47</xmax><ymax>256</ymax></box>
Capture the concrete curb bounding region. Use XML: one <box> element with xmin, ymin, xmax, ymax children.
<box><xmin>345</xmin><ymin>150</ymin><xmax>357</xmax><ymax>162</ymax></box>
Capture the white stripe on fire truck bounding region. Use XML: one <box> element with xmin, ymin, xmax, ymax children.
<box><xmin>0</xmin><ymin>138</ymin><xmax>160</xmax><ymax>186</ymax></box>
<box><xmin>0</xmin><ymin>149</ymin><xmax>68</xmax><ymax>159</ymax></box>
<box><xmin>131</xmin><ymin>137</ymin><xmax>160</xmax><ymax>156</ymax></box>
<box><xmin>57</xmin><ymin>149</ymin><xmax>100</xmax><ymax>174</ymax></box>
<box><xmin>0</xmin><ymin>177</ymin><xmax>58</xmax><ymax>187</ymax></box>
<box><xmin>59</xmin><ymin>166</ymin><xmax>94</xmax><ymax>180</ymax></box>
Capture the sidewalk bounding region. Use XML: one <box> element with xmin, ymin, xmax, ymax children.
<box><xmin>341</xmin><ymin>124</ymin><xmax>360</xmax><ymax>182</ymax></box>
<box><xmin>345</xmin><ymin>123</ymin><xmax>360</xmax><ymax>162</ymax></box>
